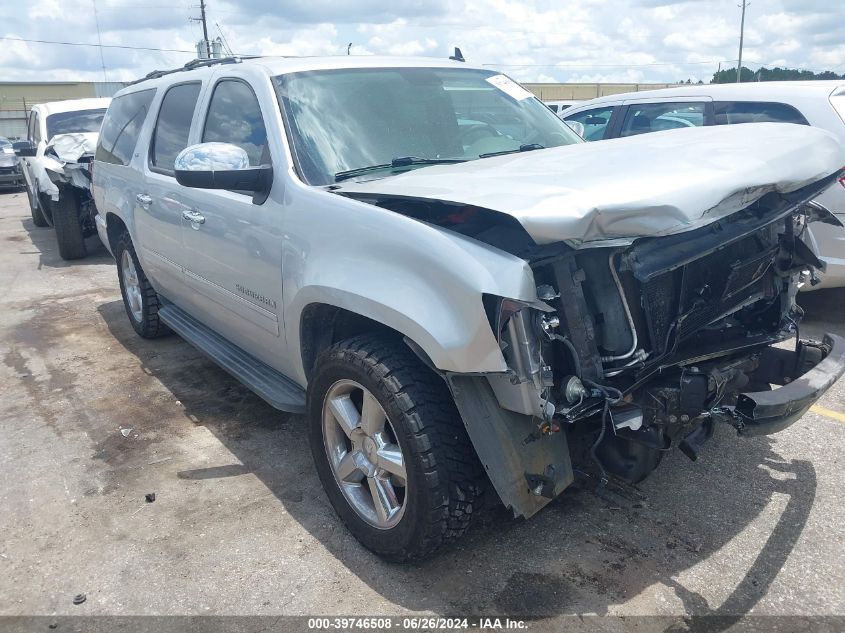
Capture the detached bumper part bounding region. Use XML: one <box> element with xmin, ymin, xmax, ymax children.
<box><xmin>719</xmin><ymin>334</ymin><xmax>845</xmax><ymax>436</ymax></box>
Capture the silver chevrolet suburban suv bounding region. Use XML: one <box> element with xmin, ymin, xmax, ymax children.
<box><xmin>92</xmin><ymin>55</ymin><xmax>845</xmax><ymax>561</ymax></box>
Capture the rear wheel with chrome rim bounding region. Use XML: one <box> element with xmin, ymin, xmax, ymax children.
<box><xmin>308</xmin><ymin>335</ymin><xmax>486</xmax><ymax>561</ymax></box>
<box><xmin>114</xmin><ymin>233</ymin><xmax>170</xmax><ymax>339</ymax></box>
<box><xmin>121</xmin><ymin>250</ymin><xmax>144</xmax><ymax>323</ymax></box>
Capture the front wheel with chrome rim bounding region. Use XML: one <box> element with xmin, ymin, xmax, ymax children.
<box><xmin>323</xmin><ymin>379</ymin><xmax>408</xmax><ymax>529</ymax></box>
<box><xmin>114</xmin><ymin>233</ymin><xmax>170</xmax><ymax>339</ymax></box>
<box><xmin>308</xmin><ymin>335</ymin><xmax>487</xmax><ymax>561</ymax></box>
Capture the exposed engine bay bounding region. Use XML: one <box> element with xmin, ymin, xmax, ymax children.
<box><xmin>484</xmin><ymin>176</ymin><xmax>843</xmax><ymax>489</ymax></box>
<box><xmin>339</xmin><ymin>166</ymin><xmax>845</xmax><ymax>518</ymax></box>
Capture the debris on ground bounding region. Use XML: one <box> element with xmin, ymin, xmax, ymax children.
<box><xmin>120</xmin><ymin>428</ymin><xmax>132</xmax><ymax>437</ymax></box>
<box><xmin>145</xmin><ymin>493</ymin><xmax>156</xmax><ymax>503</ymax></box>
<box><xmin>72</xmin><ymin>593</ymin><xmax>86</xmax><ymax>605</ymax></box>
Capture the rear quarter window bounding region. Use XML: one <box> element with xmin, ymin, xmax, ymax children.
<box><xmin>96</xmin><ymin>89</ymin><xmax>156</xmax><ymax>166</ymax></box>
<box><xmin>713</xmin><ymin>101</ymin><xmax>809</xmax><ymax>125</ymax></box>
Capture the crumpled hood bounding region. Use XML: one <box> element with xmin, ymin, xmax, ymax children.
<box><xmin>336</xmin><ymin>123</ymin><xmax>845</xmax><ymax>246</ymax></box>
<box><xmin>46</xmin><ymin>132</ymin><xmax>98</xmax><ymax>163</ymax></box>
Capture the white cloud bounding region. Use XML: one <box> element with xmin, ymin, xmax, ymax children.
<box><xmin>0</xmin><ymin>0</ymin><xmax>842</xmax><ymax>83</ymax></box>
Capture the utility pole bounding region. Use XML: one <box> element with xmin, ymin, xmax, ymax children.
<box><xmin>191</xmin><ymin>0</ymin><xmax>212</xmax><ymax>59</ymax></box>
<box><xmin>199</xmin><ymin>0</ymin><xmax>211</xmax><ymax>59</ymax></box>
<box><xmin>736</xmin><ymin>0</ymin><xmax>748</xmax><ymax>83</ymax></box>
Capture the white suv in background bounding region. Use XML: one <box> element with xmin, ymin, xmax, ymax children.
<box><xmin>563</xmin><ymin>82</ymin><xmax>845</xmax><ymax>289</ymax></box>
<box><xmin>543</xmin><ymin>100</ymin><xmax>579</xmax><ymax>116</ymax></box>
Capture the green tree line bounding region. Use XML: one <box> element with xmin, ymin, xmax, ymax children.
<box><xmin>711</xmin><ymin>66</ymin><xmax>845</xmax><ymax>83</ymax></box>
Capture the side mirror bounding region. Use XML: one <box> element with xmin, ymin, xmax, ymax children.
<box><xmin>174</xmin><ymin>142</ymin><xmax>272</xmax><ymax>204</ymax></box>
<box><xmin>564</xmin><ymin>120</ymin><xmax>585</xmax><ymax>138</ymax></box>
<box><xmin>13</xmin><ymin>140</ymin><xmax>36</xmax><ymax>157</ymax></box>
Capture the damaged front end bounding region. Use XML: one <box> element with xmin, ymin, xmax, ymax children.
<box><xmin>453</xmin><ymin>173</ymin><xmax>845</xmax><ymax>518</ymax></box>
<box><xmin>41</xmin><ymin>134</ymin><xmax>98</xmax><ymax>238</ymax></box>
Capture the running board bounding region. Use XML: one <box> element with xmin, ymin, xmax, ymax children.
<box><xmin>158</xmin><ymin>305</ymin><xmax>306</xmax><ymax>413</ymax></box>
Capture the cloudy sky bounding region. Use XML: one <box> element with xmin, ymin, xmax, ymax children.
<box><xmin>0</xmin><ymin>0</ymin><xmax>842</xmax><ymax>84</ymax></box>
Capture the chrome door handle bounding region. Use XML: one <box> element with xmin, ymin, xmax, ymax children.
<box><xmin>136</xmin><ymin>193</ymin><xmax>152</xmax><ymax>206</ymax></box>
<box><xmin>181</xmin><ymin>209</ymin><xmax>205</xmax><ymax>225</ymax></box>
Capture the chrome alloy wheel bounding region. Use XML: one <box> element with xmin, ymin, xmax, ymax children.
<box><xmin>121</xmin><ymin>250</ymin><xmax>143</xmax><ymax>323</ymax></box>
<box><xmin>322</xmin><ymin>379</ymin><xmax>408</xmax><ymax>529</ymax></box>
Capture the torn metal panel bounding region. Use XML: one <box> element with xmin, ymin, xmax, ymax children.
<box><xmin>36</xmin><ymin>132</ymin><xmax>98</xmax><ymax>200</ymax></box>
<box><xmin>446</xmin><ymin>374</ymin><xmax>574</xmax><ymax>518</ymax></box>
<box><xmin>47</xmin><ymin>132</ymin><xmax>97</xmax><ymax>163</ymax></box>
<box><xmin>336</xmin><ymin>123</ymin><xmax>845</xmax><ymax>247</ymax></box>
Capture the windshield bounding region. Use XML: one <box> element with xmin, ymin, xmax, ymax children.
<box><xmin>46</xmin><ymin>109</ymin><xmax>107</xmax><ymax>139</ymax></box>
<box><xmin>274</xmin><ymin>67</ymin><xmax>581</xmax><ymax>185</ymax></box>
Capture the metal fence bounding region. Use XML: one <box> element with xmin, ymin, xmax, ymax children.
<box><xmin>523</xmin><ymin>82</ymin><xmax>678</xmax><ymax>101</ymax></box>
<box><xmin>0</xmin><ymin>103</ymin><xmax>28</xmax><ymax>140</ymax></box>
<box><xmin>0</xmin><ymin>82</ymin><xmax>126</xmax><ymax>140</ymax></box>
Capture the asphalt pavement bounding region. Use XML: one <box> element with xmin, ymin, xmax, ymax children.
<box><xmin>0</xmin><ymin>189</ymin><xmax>843</xmax><ymax>629</ymax></box>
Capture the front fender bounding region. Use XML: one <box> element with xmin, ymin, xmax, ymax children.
<box><xmin>290</xmin><ymin>284</ymin><xmax>503</xmax><ymax>382</ymax></box>
<box><xmin>283</xmin><ymin>189</ymin><xmax>539</xmax><ymax>384</ymax></box>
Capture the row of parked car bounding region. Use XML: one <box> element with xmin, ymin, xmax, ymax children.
<box><xmin>558</xmin><ymin>81</ymin><xmax>845</xmax><ymax>289</ymax></box>
<box><xmin>8</xmin><ymin>57</ymin><xmax>845</xmax><ymax>561</ymax></box>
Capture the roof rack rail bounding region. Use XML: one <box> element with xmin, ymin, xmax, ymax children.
<box><xmin>127</xmin><ymin>55</ymin><xmax>263</xmax><ymax>86</ymax></box>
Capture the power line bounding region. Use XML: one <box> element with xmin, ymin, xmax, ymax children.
<box><xmin>215</xmin><ymin>22</ymin><xmax>234</xmax><ymax>57</ymax></box>
<box><xmin>0</xmin><ymin>36</ymin><xmax>196</xmax><ymax>54</ymax></box>
<box><xmin>0</xmin><ymin>34</ymin><xmax>834</xmax><ymax>78</ymax></box>
<box><xmin>91</xmin><ymin>0</ymin><xmax>109</xmax><ymax>81</ymax></box>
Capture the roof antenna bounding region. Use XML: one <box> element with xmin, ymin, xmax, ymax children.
<box><xmin>449</xmin><ymin>47</ymin><xmax>465</xmax><ymax>62</ymax></box>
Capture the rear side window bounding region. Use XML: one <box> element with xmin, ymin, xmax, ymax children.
<box><xmin>96</xmin><ymin>89</ymin><xmax>156</xmax><ymax>165</ymax></box>
<box><xmin>151</xmin><ymin>82</ymin><xmax>202</xmax><ymax>173</ymax></box>
<box><xmin>202</xmin><ymin>80</ymin><xmax>268</xmax><ymax>166</ymax></box>
<box><xmin>713</xmin><ymin>101</ymin><xmax>809</xmax><ymax>125</ymax></box>
<box><xmin>29</xmin><ymin>111</ymin><xmax>41</xmax><ymax>144</ymax></box>
<box><xmin>620</xmin><ymin>102</ymin><xmax>706</xmax><ymax>137</ymax></box>
<box><xmin>564</xmin><ymin>106</ymin><xmax>615</xmax><ymax>141</ymax></box>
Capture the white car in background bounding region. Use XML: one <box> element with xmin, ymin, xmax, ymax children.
<box><xmin>563</xmin><ymin>82</ymin><xmax>845</xmax><ymax>289</ymax></box>
<box><xmin>15</xmin><ymin>98</ymin><xmax>110</xmax><ymax>260</ymax></box>
<box><xmin>544</xmin><ymin>99</ymin><xmax>580</xmax><ymax>116</ymax></box>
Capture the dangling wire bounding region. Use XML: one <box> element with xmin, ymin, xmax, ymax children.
<box><xmin>590</xmin><ymin>399</ymin><xmax>612</xmax><ymax>488</ymax></box>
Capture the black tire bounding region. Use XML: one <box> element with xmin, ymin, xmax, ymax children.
<box><xmin>52</xmin><ymin>189</ymin><xmax>86</xmax><ymax>260</ymax></box>
<box><xmin>308</xmin><ymin>335</ymin><xmax>486</xmax><ymax>561</ymax></box>
<box><xmin>114</xmin><ymin>233</ymin><xmax>170</xmax><ymax>339</ymax></box>
<box><xmin>25</xmin><ymin>184</ymin><xmax>48</xmax><ymax>227</ymax></box>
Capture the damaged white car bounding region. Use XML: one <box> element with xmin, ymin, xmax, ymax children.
<box><xmin>16</xmin><ymin>98</ymin><xmax>110</xmax><ymax>260</ymax></box>
<box><xmin>93</xmin><ymin>57</ymin><xmax>845</xmax><ymax>561</ymax></box>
